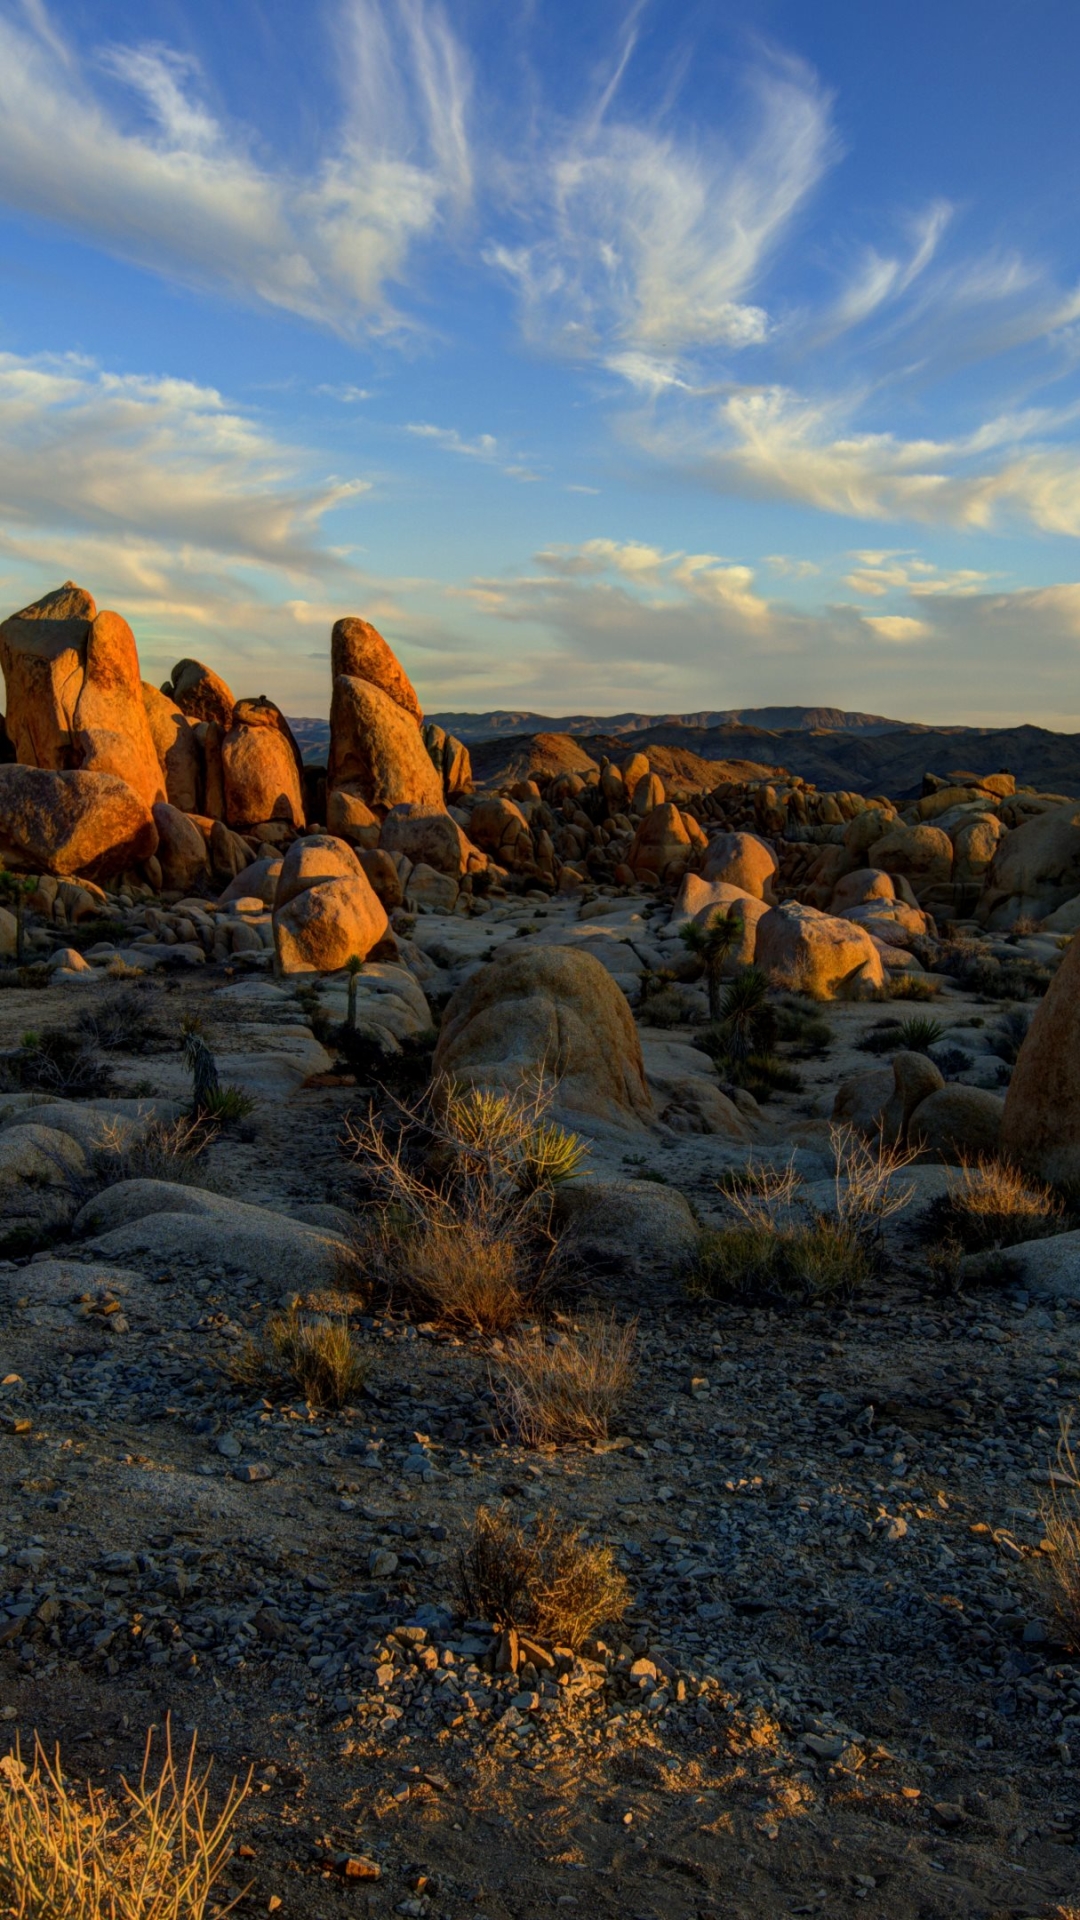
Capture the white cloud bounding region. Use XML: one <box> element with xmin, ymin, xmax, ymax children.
<box><xmin>843</xmin><ymin>553</ymin><xmax>995</xmax><ymax>598</ymax></box>
<box><xmin>0</xmin><ymin>0</ymin><xmax>472</xmax><ymax>336</ymax></box>
<box><xmin>862</xmin><ymin>613</ymin><xmax>930</xmax><ymax>643</ymax></box>
<box><xmin>406</xmin><ymin>422</ymin><xmax>500</xmax><ymax>459</ymax></box>
<box><xmin>765</xmin><ymin>554</ymin><xmax>820</xmax><ymax>579</ymax></box>
<box><xmin>825</xmin><ymin>200</ymin><xmax>952</xmax><ymax>334</ymax></box>
<box><xmin>489</xmin><ymin>52</ymin><xmax>834</xmax><ymax>363</ymax></box>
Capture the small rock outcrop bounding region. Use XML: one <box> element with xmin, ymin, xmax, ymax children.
<box><xmin>272</xmin><ymin>833</ymin><xmax>389</xmax><ymax>973</ymax></box>
<box><xmin>162</xmin><ymin>658</ymin><xmax>236</xmax><ymax>731</ymax></box>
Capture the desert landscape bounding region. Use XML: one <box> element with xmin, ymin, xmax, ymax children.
<box><xmin>3</xmin><ymin>581</ymin><xmax>1080</xmax><ymax>1918</ymax></box>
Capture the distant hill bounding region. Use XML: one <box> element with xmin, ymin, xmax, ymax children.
<box><xmin>286</xmin><ymin>709</ymin><xmax>1080</xmax><ymax>798</ymax></box>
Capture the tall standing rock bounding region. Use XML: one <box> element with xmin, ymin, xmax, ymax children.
<box><xmin>142</xmin><ymin>683</ymin><xmax>203</xmax><ymax>813</ymax></box>
<box><xmin>0</xmin><ymin>581</ymin><xmax>96</xmax><ymax>768</ymax></box>
<box><xmin>328</xmin><ymin>676</ymin><xmax>443</xmax><ymax>815</ymax></box>
<box><xmin>221</xmin><ymin>696</ymin><xmax>305</xmax><ymax>829</ymax></box>
<box><xmin>331</xmin><ymin>617</ymin><xmax>423</xmax><ymax>723</ymax></box>
<box><xmin>1001</xmin><ymin>931</ymin><xmax>1080</xmax><ymax>1183</ymax></box>
<box><xmin>72</xmin><ymin>611</ymin><xmax>165</xmax><ymax>809</ymax></box>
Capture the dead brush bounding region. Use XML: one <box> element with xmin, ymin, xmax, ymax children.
<box><xmin>343</xmin><ymin>1078</ymin><xmax>588</xmax><ymax>1332</ymax></box>
<box><xmin>455</xmin><ymin>1504</ymin><xmax>629</xmax><ymax>1649</ymax></box>
<box><xmin>1036</xmin><ymin>1415</ymin><xmax>1080</xmax><ymax>1650</ymax></box>
<box><xmin>0</xmin><ymin>1718</ymin><xmax>250</xmax><ymax>1920</ymax></box>
<box><xmin>927</xmin><ymin>1155</ymin><xmax>1067</xmax><ymax>1254</ymax></box>
<box><xmin>492</xmin><ymin>1314</ymin><xmax>637</xmax><ymax>1446</ymax></box>
<box><xmin>90</xmin><ymin>1113</ymin><xmax>215</xmax><ymax>1188</ymax></box>
<box><xmin>231</xmin><ymin>1308</ymin><xmax>366</xmax><ymax>1410</ymax></box>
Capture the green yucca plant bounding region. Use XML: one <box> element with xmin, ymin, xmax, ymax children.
<box><xmin>678</xmin><ymin>906</ymin><xmax>745</xmax><ymax>1020</ymax></box>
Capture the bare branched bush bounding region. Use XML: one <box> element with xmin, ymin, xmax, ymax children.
<box><xmin>1037</xmin><ymin>1416</ymin><xmax>1080</xmax><ymax>1651</ymax></box>
<box><xmin>92</xmin><ymin>1114</ymin><xmax>214</xmax><ymax>1188</ymax></box>
<box><xmin>717</xmin><ymin>1156</ymin><xmax>803</xmax><ymax>1206</ymax></box>
<box><xmin>929</xmin><ymin>1155</ymin><xmax>1067</xmax><ymax>1254</ymax></box>
<box><xmin>492</xmin><ymin>1314</ymin><xmax>636</xmax><ymax>1446</ymax></box>
<box><xmin>344</xmin><ymin>1078</ymin><xmax>587</xmax><ymax>1331</ymax></box>
<box><xmin>232</xmin><ymin>1309</ymin><xmax>366</xmax><ymax>1409</ymax></box>
<box><xmin>0</xmin><ymin>1719</ymin><xmax>250</xmax><ymax>1920</ymax></box>
<box><xmin>829</xmin><ymin>1123</ymin><xmax>918</xmax><ymax>1247</ymax></box>
<box><xmin>455</xmin><ymin>1505</ymin><xmax>629</xmax><ymax>1649</ymax></box>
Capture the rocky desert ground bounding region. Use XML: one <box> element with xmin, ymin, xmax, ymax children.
<box><xmin>3</xmin><ymin>584</ymin><xmax>1080</xmax><ymax>1918</ymax></box>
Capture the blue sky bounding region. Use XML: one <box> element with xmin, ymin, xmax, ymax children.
<box><xmin>2</xmin><ymin>0</ymin><xmax>1080</xmax><ymax>726</ymax></box>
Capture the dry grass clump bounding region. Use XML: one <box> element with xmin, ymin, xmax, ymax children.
<box><xmin>929</xmin><ymin>1155</ymin><xmax>1067</xmax><ymax>1253</ymax></box>
<box><xmin>691</xmin><ymin>1126</ymin><xmax>916</xmax><ymax>1306</ymax></box>
<box><xmin>455</xmin><ymin>1505</ymin><xmax>629</xmax><ymax>1649</ymax></box>
<box><xmin>345</xmin><ymin>1079</ymin><xmax>587</xmax><ymax>1332</ymax></box>
<box><xmin>883</xmin><ymin>972</ymin><xmax>941</xmax><ymax>1002</ymax></box>
<box><xmin>492</xmin><ymin>1314</ymin><xmax>636</xmax><ymax>1446</ymax></box>
<box><xmin>1037</xmin><ymin>1417</ymin><xmax>1080</xmax><ymax>1651</ymax></box>
<box><xmin>233</xmin><ymin>1308</ymin><xmax>366</xmax><ymax>1409</ymax></box>
<box><xmin>92</xmin><ymin>1114</ymin><xmax>214</xmax><ymax>1188</ymax></box>
<box><xmin>0</xmin><ymin>1721</ymin><xmax>250</xmax><ymax>1920</ymax></box>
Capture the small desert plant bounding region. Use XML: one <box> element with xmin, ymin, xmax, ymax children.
<box><xmin>678</xmin><ymin>907</ymin><xmax>745</xmax><ymax>1020</ymax></box>
<box><xmin>455</xmin><ymin>1505</ymin><xmax>629</xmax><ymax>1648</ymax></box>
<box><xmin>857</xmin><ymin>1018</ymin><xmax>904</xmax><ymax>1054</ymax></box>
<box><xmin>774</xmin><ymin>1000</ymin><xmax>833</xmax><ymax>1055</ymax></box>
<box><xmin>492</xmin><ymin>1314</ymin><xmax>637</xmax><ymax>1446</ymax></box>
<box><xmin>91</xmin><ymin>1114</ymin><xmax>214</xmax><ymax>1189</ymax></box>
<box><xmin>1037</xmin><ymin>1415</ymin><xmax>1080</xmax><ymax>1650</ymax></box>
<box><xmin>181</xmin><ymin>1020</ymin><xmax>251</xmax><ymax>1125</ymax></box>
<box><xmin>885</xmin><ymin>972</ymin><xmax>941</xmax><ymax>1001</ymax></box>
<box><xmin>77</xmin><ymin>987</ymin><xmax>170</xmax><ymax>1056</ymax></box>
<box><xmin>0</xmin><ymin>1026</ymin><xmax>112</xmax><ymax>1097</ymax></box>
<box><xmin>715</xmin><ymin>966</ymin><xmax>775</xmax><ymax>1063</ymax></box>
<box><xmin>0</xmin><ymin>1719</ymin><xmax>250</xmax><ymax>1920</ymax></box>
<box><xmin>198</xmin><ymin>1086</ymin><xmax>254</xmax><ymax>1125</ymax></box>
<box><xmin>1010</xmin><ymin>914</ymin><xmax>1042</xmax><ymax>937</ymax></box>
<box><xmin>637</xmin><ymin>983</ymin><xmax>689</xmax><ymax>1028</ymax></box>
<box><xmin>233</xmin><ymin>1308</ymin><xmax>367</xmax><ymax>1409</ymax></box>
<box><xmin>717</xmin><ymin>1156</ymin><xmax>803</xmax><ymax>1203</ymax></box>
<box><xmin>895</xmin><ymin>1015</ymin><xmax>945</xmax><ymax>1055</ymax></box>
<box><xmin>345</xmin><ymin>1078</ymin><xmax>587</xmax><ymax>1331</ymax></box>
<box><xmin>0</xmin><ymin>868</ymin><xmax>37</xmax><ymax>964</ymax></box>
<box><xmin>928</xmin><ymin>1155</ymin><xmax>1067</xmax><ymax>1253</ymax></box>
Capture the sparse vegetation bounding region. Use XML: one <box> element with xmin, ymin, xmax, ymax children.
<box><xmin>1037</xmin><ymin>1416</ymin><xmax>1080</xmax><ymax>1651</ymax></box>
<box><xmin>344</xmin><ymin>1079</ymin><xmax>587</xmax><ymax>1331</ymax></box>
<box><xmin>774</xmin><ymin>999</ymin><xmax>833</xmax><ymax>1055</ymax></box>
<box><xmin>77</xmin><ymin>986</ymin><xmax>171</xmax><ymax>1055</ymax></box>
<box><xmin>927</xmin><ymin>1155</ymin><xmax>1067</xmax><ymax>1253</ymax></box>
<box><xmin>233</xmin><ymin>1308</ymin><xmax>367</xmax><ymax>1409</ymax></box>
<box><xmin>885</xmin><ymin>972</ymin><xmax>941</xmax><ymax>1001</ymax></box>
<box><xmin>492</xmin><ymin>1314</ymin><xmax>637</xmax><ymax>1446</ymax></box>
<box><xmin>896</xmin><ymin>1015</ymin><xmax>945</xmax><ymax>1054</ymax></box>
<box><xmin>0</xmin><ymin>1025</ymin><xmax>112</xmax><ymax>1097</ymax></box>
<box><xmin>455</xmin><ymin>1505</ymin><xmax>629</xmax><ymax>1649</ymax></box>
<box><xmin>0</xmin><ymin>1720</ymin><xmax>250</xmax><ymax>1920</ymax></box>
<box><xmin>88</xmin><ymin>1113</ymin><xmax>214</xmax><ymax>1190</ymax></box>
<box><xmin>678</xmin><ymin>906</ymin><xmax>745</xmax><ymax>1020</ymax></box>
<box><xmin>181</xmin><ymin>1020</ymin><xmax>251</xmax><ymax>1125</ymax></box>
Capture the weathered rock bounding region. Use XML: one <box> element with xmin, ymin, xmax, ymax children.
<box><xmin>326</xmin><ymin>787</ymin><xmax>381</xmax><ymax>846</ymax></box>
<box><xmin>432</xmin><ymin>945</ymin><xmax>655</xmax><ymax>1134</ymax></box>
<box><xmin>405</xmin><ymin>864</ymin><xmax>459</xmax><ymax>914</ymax></box>
<box><xmin>72</xmin><ymin>1181</ymin><xmax>356</xmax><ymax>1290</ymax></box>
<box><xmin>163</xmin><ymin>658</ymin><xmax>235</xmax><ymax>730</ymax></box>
<box><xmin>422</xmin><ymin>722</ymin><xmax>472</xmax><ymax>799</ymax></box>
<box><xmin>273</xmin><ymin>834</ymin><xmax>388</xmax><ymax>974</ymax></box>
<box><xmin>1001</xmin><ymin>929</ymin><xmax>1080</xmax><ymax>1183</ymax></box>
<box><xmin>832</xmin><ymin>1065</ymin><xmax>894</xmax><ymax>1136</ymax></box>
<box><xmin>701</xmin><ymin>831</ymin><xmax>778</xmax><ymax>901</ymax></box>
<box><xmin>209</xmin><ymin>819</ymin><xmax>256</xmax><ymax>883</ymax></box>
<box><xmin>152</xmin><ymin>803</ymin><xmax>209</xmax><ymax>893</ymax></box>
<box><xmin>977</xmin><ymin>801</ymin><xmax>1080</xmax><ymax>929</ymax></box>
<box><xmin>640</xmin><ymin>1035</ymin><xmax>752</xmax><ymax>1138</ymax></box>
<box><xmin>883</xmin><ymin>1052</ymin><xmax>946</xmax><ymax>1140</ymax></box>
<box><xmin>71</xmin><ymin>611</ymin><xmax>164</xmax><ymax>808</ymax></box>
<box><xmin>756</xmin><ymin>901</ymin><xmax>886</xmax><ymax>998</ymax></box>
<box><xmin>380</xmin><ymin>801</ymin><xmax>475</xmax><ymax>878</ymax></box>
<box><xmin>629</xmin><ymin>803</ymin><xmax>693</xmax><ymax>884</ymax></box>
<box><xmin>219</xmin><ymin>857</ymin><xmax>283</xmax><ymax>906</ymax></box>
<box><xmin>467</xmin><ymin>796</ymin><xmax>535</xmax><ymax>872</ymax></box>
<box><xmin>0</xmin><ymin>581</ymin><xmax>96</xmax><ymax>768</ymax></box>
<box><xmin>0</xmin><ymin>765</ymin><xmax>157</xmax><ymax>877</ymax></box>
<box><xmin>554</xmin><ymin>1179</ymin><xmax>699</xmax><ymax>1276</ymax></box>
<box><xmin>221</xmin><ymin>697</ymin><xmax>305</xmax><ymax>830</ymax></box>
<box><xmin>331</xmin><ymin>617</ymin><xmax>423</xmax><ymax>723</ymax></box>
<box><xmin>962</xmin><ymin>1230</ymin><xmax>1080</xmax><ymax>1300</ymax></box>
<box><xmin>830</xmin><ymin>868</ymin><xmax>896</xmax><ymax>913</ymax></box>
<box><xmin>952</xmin><ymin>813</ymin><xmax>1005</xmax><ymax>893</ymax></box>
<box><xmin>356</xmin><ymin>848</ymin><xmax>403</xmax><ymax>910</ymax></box>
<box><xmin>328</xmin><ymin>676</ymin><xmax>444</xmax><ymax>814</ymax></box>
<box><xmin>142</xmin><ymin>682</ymin><xmax>202</xmax><ymax>813</ymax></box>
<box><xmin>868</xmin><ymin>824</ymin><xmax>953</xmax><ymax>902</ymax></box>
<box><xmin>0</xmin><ymin>1122</ymin><xmax>88</xmax><ymax>1248</ymax></box>
<box><xmin>631</xmin><ymin>772</ymin><xmax>666</xmax><ymax>816</ymax></box>
<box><xmin>909</xmin><ymin>1086</ymin><xmax>1005</xmax><ymax>1163</ymax></box>
<box><xmin>621</xmin><ymin>750</ymin><xmax>651</xmax><ymax>794</ymax></box>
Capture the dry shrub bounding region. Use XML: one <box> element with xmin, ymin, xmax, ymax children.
<box><xmin>0</xmin><ymin>1720</ymin><xmax>250</xmax><ymax>1920</ymax></box>
<box><xmin>691</xmin><ymin>1126</ymin><xmax>916</xmax><ymax>1305</ymax></box>
<box><xmin>344</xmin><ymin>1078</ymin><xmax>587</xmax><ymax>1332</ymax></box>
<box><xmin>455</xmin><ymin>1505</ymin><xmax>629</xmax><ymax>1649</ymax></box>
<box><xmin>91</xmin><ymin>1114</ymin><xmax>214</xmax><ymax>1189</ymax></box>
<box><xmin>492</xmin><ymin>1314</ymin><xmax>636</xmax><ymax>1446</ymax></box>
<box><xmin>885</xmin><ymin>973</ymin><xmax>941</xmax><ymax>1002</ymax></box>
<box><xmin>233</xmin><ymin>1309</ymin><xmax>366</xmax><ymax>1409</ymax></box>
<box><xmin>929</xmin><ymin>1155</ymin><xmax>1067</xmax><ymax>1254</ymax></box>
<box><xmin>1037</xmin><ymin>1416</ymin><xmax>1080</xmax><ymax>1650</ymax></box>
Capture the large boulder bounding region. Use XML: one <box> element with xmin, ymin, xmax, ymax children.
<box><xmin>830</xmin><ymin>868</ymin><xmax>896</xmax><ymax>913</ymax></box>
<box><xmin>221</xmin><ymin>696</ymin><xmax>305</xmax><ymax>829</ymax></box>
<box><xmin>466</xmin><ymin>795</ymin><xmax>535</xmax><ymax>872</ymax></box>
<box><xmin>422</xmin><ymin>722</ymin><xmax>472</xmax><ymax>800</ymax></box>
<box><xmin>272</xmin><ymin>833</ymin><xmax>388</xmax><ymax>974</ymax></box>
<box><xmin>868</xmin><ymin>824</ymin><xmax>953</xmax><ymax>902</ymax></box>
<box><xmin>142</xmin><ymin>683</ymin><xmax>202</xmax><ymax>813</ymax></box>
<box><xmin>326</xmin><ymin>787</ymin><xmax>380</xmax><ymax>847</ymax></box>
<box><xmin>71</xmin><ymin>611</ymin><xmax>164</xmax><ymax>808</ymax></box>
<box><xmin>0</xmin><ymin>581</ymin><xmax>96</xmax><ymax>769</ymax></box>
<box><xmin>152</xmin><ymin>802</ymin><xmax>209</xmax><ymax>892</ymax></box>
<box><xmin>219</xmin><ymin>856</ymin><xmax>283</xmax><ymax>906</ymax></box>
<box><xmin>554</xmin><ymin>1179</ymin><xmax>699</xmax><ymax>1278</ymax></box>
<box><xmin>72</xmin><ymin>1181</ymin><xmax>355</xmax><ymax>1290</ymax></box>
<box><xmin>0</xmin><ymin>764</ymin><xmax>157</xmax><ymax>877</ymax></box>
<box><xmin>952</xmin><ymin>813</ymin><xmax>1005</xmax><ymax>893</ymax></box>
<box><xmin>832</xmin><ymin>1051</ymin><xmax>944</xmax><ymax>1141</ymax></box>
<box><xmin>0</xmin><ymin>1121</ymin><xmax>88</xmax><ymax>1249</ymax></box>
<box><xmin>1001</xmin><ymin>929</ymin><xmax>1080</xmax><ymax>1183</ymax></box>
<box><xmin>629</xmin><ymin>802</ymin><xmax>693</xmax><ymax>884</ymax></box>
<box><xmin>328</xmin><ymin>676</ymin><xmax>444</xmax><ymax>815</ymax></box>
<box><xmin>909</xmin><ymin>1086</ymin><xmax>1005</xmax><ymax>1164</ymax></box>
<box><xmin>977</xmin><ymin>802</ymin><xmax>1080</xmax><ymax>929</ymax></box>
<box><xmin>684</xmin><ymin>884</ymin><xmax>769</xmax><ymax>971</ymax></box>
<box><xmin>432</xmin><ymin>945</ymin><xmax>655</xmax><ymax>1135</ymax></box>
<box><xmin>163</xmin><ymin>658</ymin><xmax>236</xmax><ymax>731</ymax></box>
<box><xmin>331</xmin><ymin>617</ymin><xmax>423</xmax><ymax>723</ymax></box>
<box><xmin>379</xmin><ymin>801</ymin><xmax>476</xmax><ymax>878</ymax></box>
<box><xmin>755</xmin><ymin>901</ymin><xmax>886</xmax><ymax>998</ymax></box>
<box><xmin>701</xmin><ymin>831</ymin><xmax>778</xmax><ymax>901</ymax></box>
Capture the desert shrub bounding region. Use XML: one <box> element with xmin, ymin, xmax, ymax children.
<box><xmin>455</xmin><ymin>1505</ymin><xmax>629</xmax><ymax>1648</ymax></box>
<box><xmin>0</xmin><ymin>964</ymin><xmax>51</xmax><ymax>991</ymax></box>
<box><xmin>77</xmin><ymin>987</ymin><xmax>171</xmax><ymax>1055</ymax></box>
<box><xmin>492</xmin><ymin>1314</ymin><xmax>636</xmax><ymax>1446</ymax></box>
<box><xmin>896</xmin><ymin>1016</ymin><xmax>945</xmax><ymax>1055</ymax></box>
<box><xmin>678</xmin><ymin>907</ymin><xmax>745</xmax><ymax>1020</ymax></box>
<box><xmin>927</xmin><ymin>1156</ymin><xmax>1067</xmax><ymax>1253</ymax></box>
<box><xmin>333</xmin><ymin>1024</ymin><xmax>439</xmax><ymax>1097</ymax></box>
<box><xmin>60</xmin><ymin>915</ymin><xmax>131</xmax><ymax>952</ymax></box>
<box><xmin>856</xmin><ymin>1019</ymin><xmax>904</xmax><ymax>1054</ymax></box>
<box><xmin>1037</xmin><ymin>1416</ymin><xmax>1080</xmax><ymax>1652</ymax></box>
<box><xmin>0</xmin><ymin>1720</ymin><xmax>250</xmax><ymax>1920</ymax></box>
<box><xmin>344</xmin><ymin>1079</ymin><xmax>587</xmax><ymax>1331</ymax></box>
<box><xmin>88</xmin><ymin>1115</ymin><xmax>213</xmax><ymax>1191</ymax></box>
<box><xmin>885</xmin><ymin>973</ymin><xmax>941</xmax><ymax>1001</ymax></box>
<box><xmin>198</xmin><ymin>1086</ymin><xmax>254</xmax><ymax>1125</ymax></box>
<box><xmin>637</xmin><ymin>984</ymin><xmax>690</xmax><ymax>1028</ymax></box>
<box><xmin>1010</xmin><ymin>914</ymin><xmax>1042</xmax><ymax>937</ymax></box>
<box><xmin>0</xmin><ymin>1026</ymin><xmax>112</xmax><ymax>1097</ymax></box>
<box><xmin>923</xmin><ymin>941</ymin><xmax>1051</xmax><ymax>1001</ymax></box>
<box><xmin>716</xmin><ymin>1157</ymin><xmax>803</xmax><ymax>1203</ymax></box>
<box><xmin>233</xmin><ymin>1308</ymin><xmax>366</xmax><ymax>1409</ymax></box>
<box><xmin>774</xmin><ymin>1000</ymin><xmax>833</xmax><ymax>1055</ymax></box>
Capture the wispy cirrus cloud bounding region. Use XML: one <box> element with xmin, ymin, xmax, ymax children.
<box><xmin>0</xmin><ymin>0</ymin><xmax>472</xmax><ymax>337</ymax></box>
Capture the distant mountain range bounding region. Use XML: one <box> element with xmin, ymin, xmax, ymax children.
<box><xmin>286</xmin><ymin>707</ymin><xmax>1080</xmax><ymax>799</ymax></box>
